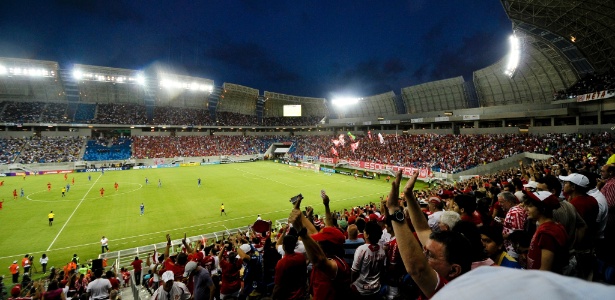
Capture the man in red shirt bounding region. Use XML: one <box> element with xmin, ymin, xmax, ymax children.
<box><xmin>100</xmin><ymin>187</ymin><xmax>105</xmax><ymax>197</ymax></box>
<box><xmin>13</xmin><ymin>189</ymin><xmax>17</xmax><ymax>200</ymax></box>
<box><xmin>131</xmin><ymin>256</ymin><xmax>143</xmax><ymax>286</ymax></box>
<box><xmin>273</xmin><ymin>233</ymin><xmax>307</xmax><ymax>300</ymax></box>
<box><xmin>106</xmin><ymin>270</ymin><xmax>121</xmax><ymax>290</ymax></box>
<box><xmin>217</xmin><ymin>250</ymin><xmax>242</xmax><ymax>299</ymax></box>
<box><xmin>288</xmin><ymin>196</ymin><xmax>350</xmax><ymax>300</ymax></box>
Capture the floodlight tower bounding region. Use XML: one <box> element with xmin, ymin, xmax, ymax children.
<box><xmin>504</xmin><ymin>34</ymin><xmax>521</xmax><ymax>78</ymax></box>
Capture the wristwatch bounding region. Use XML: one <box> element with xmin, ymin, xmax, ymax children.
<box><xmin>390</xmin><ymin>209</ymin><xmax>405</xmax><ymax>223</ymax></box>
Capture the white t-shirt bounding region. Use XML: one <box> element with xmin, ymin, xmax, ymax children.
<box><xmin>588</xmin><ymin>188</ymin><xmax>608</xmax><ymax>239</ymax></box>
<box><xmin>101</xmin><ymin>238</ymin><xmax>108</xmax><ymax>246</ymax></box>
<box><xmin>87</xmin><ymin>278</ymin><xmax>111</xmax><ymax>300</ymax></box>
<box><xmin>40</xmin><ymin>257</ymin><xmax>49</xmax><ymax>265</ymax></box>
<box><xmin>351</xmin><ymin>243</ymin><xmax>386</xmax><ymax>295</ymax></box>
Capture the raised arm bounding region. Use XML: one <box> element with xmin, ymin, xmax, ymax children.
<box><xmin>403</xmin><ymin>171</ymin><xmax>432</xmax><ymax>245</ymax></box>
<box><xmin>322</xmin><ymin>193</ymin><xmax>334</xmax><ymax>227</ymax></box>
<box><xmin>164</xmin><ymin>234</ymin><xmax>172</xmax><ymax>259</ymax></box>
<box><xmin>289</xmin><ymin>196</ymin><xmax>337</xmax><ymax>278</ymax></box>
<box><xmin>182</xmin><ymin>233</ymin><xmax>194</xmax><ymax>254</ymax></box>
<box><xmin>387</xmin><ymin>170</ymin><xmax>439</xmax><ymax>298</ymax></box>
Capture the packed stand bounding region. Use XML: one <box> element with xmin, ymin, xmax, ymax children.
<box><xmin>131</xmin><ymin>136</ymin><xmax>261</xmax><ymax>159</ymax></box>
<box><xmin>74</xmin><ymin>103</ymin><xmax>97</xmax><ymax>122</ymax></box>
<box><xmin>291</xmin><ymin>133</ymin><xmax>615</xmax><ymax>173</ymax></box>
<box><xmin>215</xmin><ymin>112</ymin><xmax>258</xmax><ymax>126</ymax></box>
<box><xmin>261</xmin><ymin>116</ymin><xmax>323</xmax><ymax>127</ymax></box>
<box><xmin>94</xmin><ymin>103</ymin><xmax>148</xmax><ymax>125</ymax></box>
<box><xmin>554</xmin><ymin>68</ymin><xmax>615</xmax><ymax>100</ymax></box>
<box><xmin>83</xmin><ymin>137</ymin><xmax>132</xmax><ymax>161</ymax></box>
<box><xmin>40</xmin><ymin>102</ymin><xmax>69</xmax><ymax>123</ymax></box>
<box><xmin>152</xmin><ymin>107</ymin><xmax>214</xmax><ymax>126</ymax></box>
<box><xmin>17</xmin><ymin>137</ymin><xmax>84</xmax><ymax>164</ymax></box>
<box><xmin>0</xmin><ymin>101</ymin><xmax>46</xmax><ymax>123</ymax></box>
<box><xmin>0</xmin><ymin>138</ymin><xmax>28</xmax><ymax>164</ymax></box>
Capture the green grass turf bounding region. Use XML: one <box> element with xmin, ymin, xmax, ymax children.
<box><xmin>0</xmin><ymin>161</ymin><xmax>426</xmax><ymax>282</ymax></box>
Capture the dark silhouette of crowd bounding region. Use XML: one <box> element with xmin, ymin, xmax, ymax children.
<box><xmin>554</xmin><ymin>69</ymin><xmax>615</xmax><ymax>100</ymax></box>
<box><xmin>152</xmin><ymin>106</ymin><xmax>213</xmax><ymax>126</ymax></box>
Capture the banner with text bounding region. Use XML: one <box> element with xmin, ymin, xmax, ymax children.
<box><xmin>576</xmin><ymin>90</ymin><xmax>615</xmax><ymax>102</ymax></box>
<box><xmin>318</xmin><ymin>157</ymin><xmax>432</xmax><ymax>179</ymax></box>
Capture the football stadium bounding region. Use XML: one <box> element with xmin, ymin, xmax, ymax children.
<box><xmin>1</xmin><ymin>1</ymin><xmax>615</xmax><ymax>300</ymax></box>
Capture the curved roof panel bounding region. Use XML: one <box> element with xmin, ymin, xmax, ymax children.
<box><xmin>501</xmin><ymin>0</ymin><xmax>615</xmax><ymax>73</ymax></box>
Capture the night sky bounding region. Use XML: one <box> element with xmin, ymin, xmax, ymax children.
<box><xmin>0</xmin><ymin>1</ymin><xmax>512</xmax><ymax>99</ymax></box>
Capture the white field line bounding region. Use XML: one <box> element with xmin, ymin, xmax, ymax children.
<box><xmin>1</xmin><ymin>191</ymin><xmax>383</xmax><ymax>260</ymax></box>
<box><xmin>47</xmin><ymin>174</ymin><xmax>102</xmax><ymax>251</ymax></box>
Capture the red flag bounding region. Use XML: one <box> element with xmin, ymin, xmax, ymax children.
<box><xmin>350</xmin><ymin>141</ymin><xmax>359</xmax><ymax>153</ymax></box>
<box><xmin>368</xmin><ymin>130</ymin><xmax>372</xmax><ymax>140</ymax></box>
<box><xmin>331</xmin><ymin>147</ymin><xmax>338</xmax><ymax>156</ymax></box>
<box><xmin>338</xmin><ymin>134</ymin><xmax>345</xmax><ymax>146</ymax></box>
<box><xmin>332</xmin><ymin>139</ymin><xmax>340</xmax><ymax>147</ymax></box>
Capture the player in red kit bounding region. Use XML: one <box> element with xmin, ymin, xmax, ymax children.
<box><xmin>114</xmin><ymin>182</ymin><xmax>119</xmax><ymax>191</ymax></box>
<box><xmin>72</xmin><ymin>177</ymin><xmax>75</xmax><ymax>185</ymax></box>
<box><xmin>100</xmin><ymin>187</ymin><xmax>105</xmax><ymax>197</ymax></box>
<box><xmin>0</xmin><ymin>180</ymin><xmax>4</xmax><ymax>186</ymax></box>
<box><xmin>47</xmin><ymin>182</ymin><xmax>51</xmax><ymax>192</ymax></box>
<box><xmin>64</xmin><ymin>173</ymin><xmax>67</xmax><ymax>181</ymax></box>
<box><xmin>13</xmin><ymin>189</ymin><xmax>17</xmax><ymax>200</ymax></box>
<box><xmin>0</xmin><ymin>199</ymin><xmax>4</xmax><ymax>209</ymax></box>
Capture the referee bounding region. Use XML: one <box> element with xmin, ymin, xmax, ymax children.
<box><xmin>48</xmin><ymin>211</ymin><xmax>55</xmax><ymax>226</ymax></box>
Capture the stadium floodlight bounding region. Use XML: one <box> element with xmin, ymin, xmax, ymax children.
<box><xmin>136</xmin><ymin>74</ymin><xmax>146</xmax><ymax>85</ymax></box>
<box><xmin>73</xmin><ymin>70</ymin><xmax>83</xmax><ymax>80</ymax></box>
<box><xmin>0</xmin><ymin>65</ymin><xmax>7</xmax><ymax>75</ymax></box>
<box><xmin>504</xmin><ymin>34</ymin><xmax>521</xmax><ymax>78</ymax></box>
<box><xmin>331</xmin><ymin>97</ymin><xmax>360</xmax><ymax>106</ymax></box>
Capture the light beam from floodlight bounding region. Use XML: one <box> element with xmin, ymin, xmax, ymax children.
<box><xmin>332</xmin><ymin>97</ymin><xmax>359</xmax><ymax>106</ymax></box>
<box><xmin>504</xmin><ymin>35</ymin><xmax>520</xmax><ymax>78</ymax></box>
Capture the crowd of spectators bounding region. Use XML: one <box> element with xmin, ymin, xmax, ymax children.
<box><xmin>6</xmin><ymin>133</ymin><xmax>615</xmax><ymax>300</ymax></box>
<box><xmin>215</xmin><ymin>112</ymin><xmax>258</xmax><ymax>127</ymax></box>
<box><xmin>261</xmin><ymin>116</ymin><xmax>323</xmax><ymax>127</ymax></box>
<box><xmin>40</xmin><ymin>103</ymin><xmax>69</xmax><ymax>123</ymax></box>
<box><xmin>0</xmin><ymin>101</ymin><xmax>46</xmax><ymax>123</ymax></box>
<box><xmin>1</xmin><ymin>133</ymin><xmax>614</xmax><ymax>175</ymax></box>
<box><xmin>131</xmin><ymin>136</ymin><xmax>264</xmax><ymax>159</ymax></box>
<box><xmin>291</xmin><ymin>133</ymin><xmax>615</xmax><ymax>173</ymax></box>
<box><xmin>0</xmin><ymin>137</ymin><xmax>28</xmax><ymax>164</ymax></box>
<box><xmin>94</xmin><ymin>103</ymin><xmax>148</xmax><ymax>125</ymax></box>
<box><xmin>16</xmin><ymin>137</ymin><xmax>84</xmax><ymax>164</ymax></box>
<box><xmin>152</xmin><ymin>107</ymin><xmax>213</xmax><ymax>126</ymax></box>
<box><xmin>554</xmin><ymin>69</ymin><xmax>615</xmax><ymax>100</ymax></box>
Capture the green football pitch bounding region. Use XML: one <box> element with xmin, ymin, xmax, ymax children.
<box><xmin>0</xmin><ymin>161</ymin><xmax>425</xmax><ymax>281</ymax></box>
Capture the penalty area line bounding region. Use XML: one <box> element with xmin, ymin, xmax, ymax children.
<box><xmin>47</xmin><ymin>173</ymin><xmax>102</xmax><ymax>251</ymax></box>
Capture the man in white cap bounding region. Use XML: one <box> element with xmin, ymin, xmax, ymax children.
<box><xmin>559</xmin><ymin>172</ymin><xmax>599</xmax><ymax>279</ymax></box>
<box><xmin>182</xmin><ymin>261</ymin><xmax>215</xmax><ymax>300</ymax></box>
<box><xmin>151</xmin><ymin>271</ymin><xmax>190</xmax><ymax>300</ymax></box>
